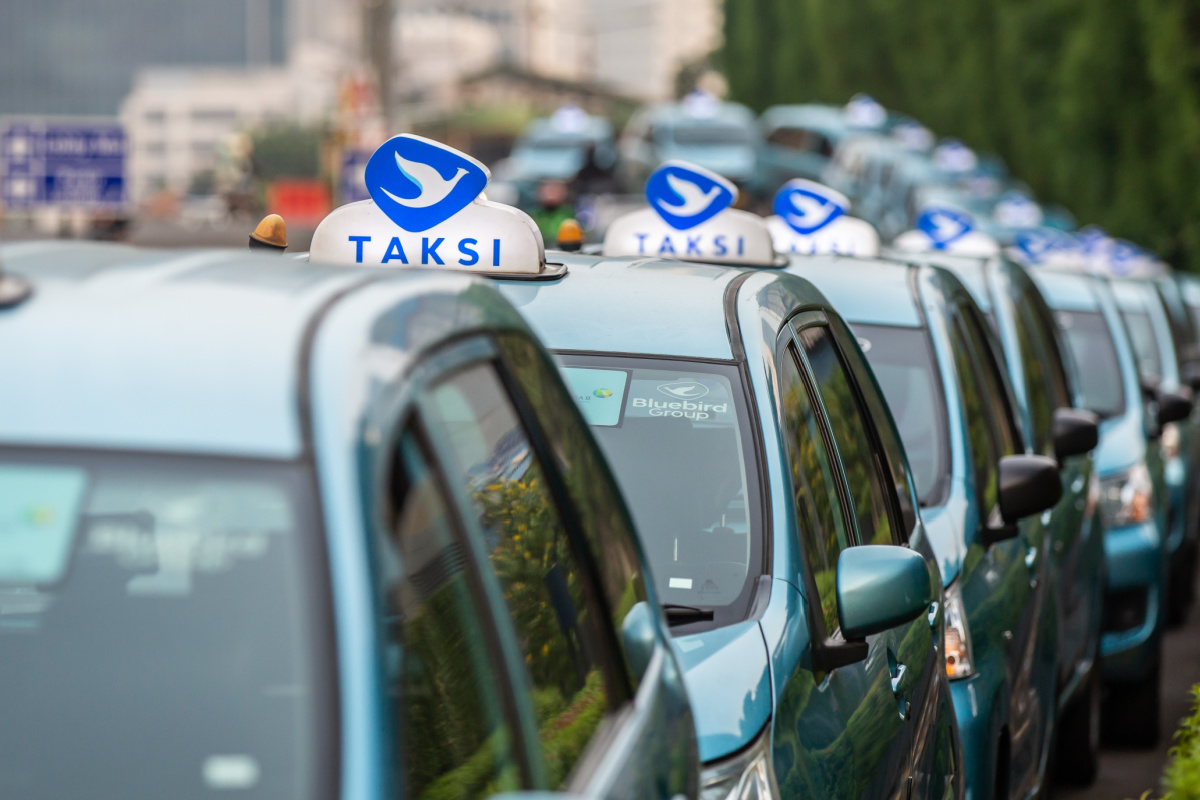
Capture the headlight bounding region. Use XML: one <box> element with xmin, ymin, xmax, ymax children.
<box><xmin>1100</xmin><ymin>462</ymin><xmax>1154</xmax><ymax>527</ymax></box>
<box><xmin>700</xmin><ymin>726</ymin><xmax>779</xmax><ymax>800</ymax></box>
<box><xmin>1162</xmin><ymin>422</ymin><xmax>1181</xmax><ymax>460</ymax></box>
<box><xmin>944</xmin><ymin>580</ymin><xmax>975</xmax><ymax>680</ymax></box>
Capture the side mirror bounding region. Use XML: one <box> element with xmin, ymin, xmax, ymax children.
<box><xmin>998</xmin><ymin>454</ymin><xmax>1063</xmax><ymax>525</ymax></box>
<box><xmin>1053</xmin><ymin>407</ymin><xmax>1099</xmax><ymax>463</ymax></box>
<box><xmin>837</xmin><ymin>545</ymin><xmax>933</xmax><ymax>640</ymax></box>
<box><xmin>1157</xmin><ymin>387</ymin><xmax>1194</xmax><ymax>426</ymax></box>
<box><xmin>621</xmin><ymin>602</ymin><xmax>657</xmax><ymax>679</ymax></box>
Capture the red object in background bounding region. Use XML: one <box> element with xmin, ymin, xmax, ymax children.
<box><xmin>266</xmin><ymin>180</ymin><xmax>330</xmax><ymax>227</ymax></box>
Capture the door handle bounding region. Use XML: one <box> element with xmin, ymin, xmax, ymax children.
<box><xmin>890</xmin><ymin>662</ymin><xmax>908</xmax><ymax>695</ymax></box>
<box><xmin>887</xmin><ymin>643</ymin><xmax>912</xmax><ymax>721</ymax></box>
<box><xmin>1026</xmin><ymin>545</ymin><xmax>1039</xmax><ymax>588</ymax></box>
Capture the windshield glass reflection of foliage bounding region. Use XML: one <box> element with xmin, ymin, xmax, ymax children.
<box><xmin>430</xmin><ymin>365</ymin><xmax>605</xmax><ymax>788</ymax></box>
<box><xmin>781</xmin><ymin>352</ymin><xmax>848</xmax><ymax>636</ymax></box>
<box><xmin>797</xmin><ymin>326</ymin><xmax>893</xmax><ymax>546</ymax></box>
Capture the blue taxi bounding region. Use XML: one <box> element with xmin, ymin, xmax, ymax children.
<box><xmin>1031</xmin><ymin>268</ymin><xmax>1182</xmax><ymax>747</ymax></box>
<box><xmin>793</xmin><ymin>253</ymin><xmax>1064</xmax><ymax>800</ymax></box>
<box><xmin>908</xmin><ymin>251</ymin><xmax>1105</xmax><ymax>784</ymax></box>
<box><xmin>499</xmin><ymin>161</ymin><xmax>983</xmax><ymax>800</ymax></box>
<box><xmin>0</xmin><ymin>187</ymin><xmax>699</xmax><ymax>797</ymax></box>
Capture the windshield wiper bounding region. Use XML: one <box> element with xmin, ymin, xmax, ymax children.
<box><xmin>662</xmin><ymin>603</ymin><xmax>715</xmax><ymax>626</ymax></box>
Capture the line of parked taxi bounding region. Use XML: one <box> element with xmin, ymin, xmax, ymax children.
<box><xmin>1</xmin><ymin>95</ymin><xmax>1196</xmax><ymax>800</ymax></box>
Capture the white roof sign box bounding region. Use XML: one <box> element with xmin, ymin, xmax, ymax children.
<box><xmin>601</xmin><ymin>160</ymin><xmax>777</xmax><ymax>266</ymax></box>
<box><xmin>766</xmin><ymin>179</ymin><xmax>880</xmax><ymax>257</ymax></box>
<box><xmin>892</xmin><ymin>205</ymin><xmax>1000</xmax><ymax>257</ymax></box>
<box><xmin>310</xmin><ymin>134</ymin><xmax>549</xmax><ymax>275</ymax></box>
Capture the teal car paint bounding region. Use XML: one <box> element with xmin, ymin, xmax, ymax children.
<box><xmin>0</xmin><ymin>241</ymin><xmax>700</xmax><ymax>800</ymax></box>
<box><xmin>1031</xmin><ymin>268</ymin><xmax>1167</xmax><ymax>746</ymax></box>
<box><xmin>792</xmin><ymin>254</ymin><xmax>1061</xmax><ymax>800</ymax></box>
<box><xmin>497</xmin><ymin>253</ymin><xmax>963</xmax><ymax>800</ymax></box>
<box><xmin>916</xmin><ymin>252</ymin><xmax>1105</xmax><ymax>783</ymax></box>
<box><xmin>1110</xmin><ymin>277</ymin><xmax>1198</xmax><ymax>623</ymax></box>
<box><xmin>618</xmin><ymin>101</ymin><xmax>762</xmax><ymax>192</ymax></box>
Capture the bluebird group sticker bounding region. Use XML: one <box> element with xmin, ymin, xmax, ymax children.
<box><xmin>645</xmin><ymin>161</ymin><xmax>736</xmax><ymax>230</ymax></box>
<box><xmin>1013</xmin><ymin>228</ymin><xmax>1065</xmax><ymax>265</ymax></box>
<box><xmin>917</xmin><ymin>206</ymin><xmax>974</xmax><ymax>250</ymax></box>
<box><xmin>774</xmin><ymin>179</ymin><xmax>847</xmax><ymax>235</ymax></box>
<box><xmin>364</xmin><ymin>134</ymin><xmax>490</xmax><ymax>232</ymax></box>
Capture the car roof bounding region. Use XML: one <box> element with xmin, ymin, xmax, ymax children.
<box><xmin>1109</xmin><ymin>277</ymin><xmax>1159</xmax><ymax>312</ymax></box>
<box><xmin>759</xmin><ymin>104</ymin><xmax>849</xmax><ymax>135</ymax></box>
<box><xmin>901</xmin><ymin>252</ymin><xmax>991</xmax><ymax>311</ymax></box>
<box><xmin>784</xmin><ymin>254</ymin><xmax>923</xmax><ymax>327</ymax></box>
<box><xmin>520</xmin><ymin>116</ymin><xmax>613</xmax><ymax>143</ymax></box>
<box><xmin>495</xmin><ymin>253</ymin><xmax>830</xmax><ymax>359</ymax></box>
<box><xmin>0</xmin><ymin>241</ymin><xmax>499</xmax><ymax>459</ymax></box>
<box><xmin>650</xmin><ymin>101</ymin><xmax>756</xmax><ymax>128</ymax></box>
<box><xmin>1028</xmin><ymin>267</ymin><xmax>1101</xmax><ymax>311</ymax></box>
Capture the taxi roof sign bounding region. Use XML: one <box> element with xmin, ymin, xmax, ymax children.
<box><xmin>310</xmin><ymin>134</ymin><xmax>550</xmax><ymax>276</ymax></box>
<box><xmin>892</xmin><ymin>205</ymin><xmax>1000</xmax><ymax>257</ymax></box>
<box><xmin>766</xmin><ymin>179</ymin><xmax>880</xmax><ymax>257</ymax></box>
<box><xmin>601</xmin><ymin>160</ymin><xmax>777</xmax><ymax>266</ymax></box>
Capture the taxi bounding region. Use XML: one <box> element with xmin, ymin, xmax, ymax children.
<box><xmin>489</xmin><ymin>105</ymin><xmax>617</xmax><ymax>207</ymax></box>
<box><xmin>790</xmin><ymin>249</ymin><xmax>1064</xmax><ymax>800</ymax></box>
<box><xmin>618</xmin><ymin>94</ymin><xmax>761</xmax><ymax>195</ymax></box>
<box><xmin>0</xmin><ymin>158</ymin><xmax>700</xmax><ymax>798</ymax></box>
<box><xmin>1108</xmin><ymin>275</ymin><xmax>1197</xmax><ymax>624</ymax></box>
<box><xmin>1030</xmin><ymin>264</ymin><xmax>1179</xmax><ymax>747</ymax></box>
<box><xmin>889</xmin><ymin>241</ymin><xmax>1105</xmax><ymax>785</ymax></box>
<box><xmin>494</xmin><ymin>163</ymin><xmax>964</xmax><ymax>800</ymax></box>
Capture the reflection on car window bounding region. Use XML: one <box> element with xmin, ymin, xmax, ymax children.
<box><xmin>854</xmin><ymin>324</ymin><xmax>949</xmax><ymax>507</ymax></box>
<box><xmin>428</xmin><ymin>364</ymin><xmax>606</xmax><ymax>788</ymax></box>
<box><xmin>1056</xmin><ymin>311</ymin><xmax>1127</xmax><ymax>418</ymax></box>
<box><xmin>796</xmin><ymin>325</ymin><xmax>893</xmax><ymax>545</ymax></box>
<box><xmin>1012</xmin><ymin>301</ymin><xmax>1057</xmax><ymax>456</ymax></box>
<box><xmin>781</xmin><ymin>349</ymin><xmax>849</xmax><ymax>636</ymax></box>
<box><xmin>948</xmin><ymin>315</ymin><xmax>1001</xmax><ymax>515</ymax></box>
<box><xmin>1121</xmin><ymin>310</ymin><xmax>1162</xmax><ymax>384</ymax></box>
<box><xmin>384</xmin><ymin>433</ymin><xmax>520</xmax><ymax>800</ymax></box>
<box><xmin>559</xmin><ymin>357</ymin><xmax>761</xmax><ymax>620</ymax></box>
<box><xmin>0</xmin><ymin>450</ymin><xmax>334</xmax><ymax>799</ymax></box>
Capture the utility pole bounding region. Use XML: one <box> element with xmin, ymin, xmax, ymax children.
<box><xmin>363</xmin><ymin>0</ymin><xmax>395</xmax><ymax>131</ymax></box>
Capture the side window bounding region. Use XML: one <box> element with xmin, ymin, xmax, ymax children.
<box><xmin>1011</xmin><ymin>299</ymin><xmax>1057</xmax><ymax>456</ymax></box>
<box><xmin>781</xmin><ymin>348</ymin><xmax>850</xmax><ymax>636</ymax></box>
<box><xmin>960</xmin><ymin>305</ymin><xmax>1021</xmax><ymax>457</ymax></box>
<box><xmin>796</xmin><ymin>324</ymin><xmax>895</xmax><ymax>546</ymax></box>
<box><xmin>947</xmin><ymin>315</ymin><xmax>1001</xmax><ymax>515</ymax></box>
<box><xmin>494</xmin><ymin>333</ymin><xmax>649</xmax><ymax>685</ymax></box>
<box><xmin>384</xmin><ymin>431</ymin><xmax>522</xmax><ymax>800</ymax></box>
<box><xmin>1024</xmin><ymin>287</ymin><xmax>1074</xmax><ymax>410</ymax></box>
<box><xmin>426</xmin><ymin>364</ymin><xmax>611</xmax><ymax>788</ymax></box>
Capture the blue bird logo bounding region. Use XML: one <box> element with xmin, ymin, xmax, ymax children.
<box><xmin>364</xmin><ymin>134</ymin><xmax>489</xmax><ymax>232</ymax></box>
<box><xmin>645</xmin><ymin>161</ymin><xmax>736</xmax><ymax>230</ymax></box>
<box><xmin>774</xmin><ymin>179</ymin><xmax>846</xmax><ymax>234</ymax></box>
<box><xmin>917</xmin><ymin>206</ymin><xmax>974</xmax><ymax>249</ymax></box>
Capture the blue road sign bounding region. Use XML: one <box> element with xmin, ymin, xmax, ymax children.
<box><xmin>1</xmin><ymin>119</ymin><xmax>127</xmax><ymax>209</ymax></box>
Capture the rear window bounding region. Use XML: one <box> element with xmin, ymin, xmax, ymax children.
<box><xmin>851</xmin><ymin>324</ymin><xmax>949</xmax><ymax>507</ymax></box>
<box><xmin>0</xmin><ymin>448</ymin><xmax>335</xmax><ymax>799</ymax></box>
<box><xmin>671</xmin><ymin>125</ymin><xmax>752</xmax><ymax>146</ymax></box>
<box><xmin>558</xmin><ymin>356</ymin><xmax>763</xmax><ymax>626</ymax></box>
<box><xmin>1056</xmin><ymin>310</ymin><xmax>1127</xmax><ymax>418</ymax></box>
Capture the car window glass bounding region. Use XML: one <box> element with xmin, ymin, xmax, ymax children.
<box><xmin>1023</xmin><ymin>289</ymin><xmax>1073</xmax><ymax>409</ymax></box>
<box><xmin>383</xmin><ymin>432</ymin><xmax>521</xmax><ymax>800</ymax></box>
<box><xmin>1011</xmin><ymin>300</ymin><xmax>1056</xmax><ymax>456</ymax></box>
<box><xmin>427</xmin><ymin>364</ymin><xmax>609</xmax><ymax>789</ymax></box>
<box><xmin>1121</xmin><ymin>310</ymin><xmax>1162</xmax><ymax>383</ymax></box>
<box><xmin>947</xmin><ymin>315</ymin><xmax>1001</xmax><ymax>514</ymax></box>
<box><xmin>796</xmin><ymin>324</ymin><xmax>894</xmax><ymax>545</ymax></box>
<box><xmin>780</xmin><ymin>349</ymin><xmax>850</xmax><ymax>636</ymax></box>
<box><xmin>1055</xmin><ymin>310</ymin><xmax>1127</xmax><ymax>418</ymax></box>
<box><xmin>495</xmin><ymin>335</ymin><xmax>649</xmax><ymax>683</ymax></box>
<box><xmin>961</xmin><ymin>307</ymin><xmax>1020</xmax><ymax>456</ymax></box>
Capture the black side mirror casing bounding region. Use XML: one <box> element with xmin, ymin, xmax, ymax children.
<box><xmin>1053</xmin><ymin>408</ymin><xmax>1099</xmax><ymax>463</ymax></box>
<box><xmin>1157</xmin><ymin>387</ymin><xmax>1194</xmax><ymax>426</ymax></box>
<box><xmin>998</xmin><ymin>454</ymin><xmax>1063</xmax><ymax>525</ymax></box>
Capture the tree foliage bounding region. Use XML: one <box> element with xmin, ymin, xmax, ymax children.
<box><xmin>723</xmin><ymin>0</ymin><xmax>1200</xmax><ymax>270</ymax></box>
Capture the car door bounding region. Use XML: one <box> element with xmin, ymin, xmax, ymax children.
<box><xmin>417</xmin><ymin>347</ymin><xmax>696</xmax><ymax>800</ymax></box>
<box><xmin>773</xmin><ymin>312</ymin><xmax>915</xmax><ymax>800</ymax></box>
<box><xmin>947</xmin><ymin>297</ymin><xmax>1053</xmax><ymax>800</ymax></box>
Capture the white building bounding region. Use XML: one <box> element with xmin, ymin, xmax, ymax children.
<box><xmin>119</xmin><ymin>43</ymin><xmax>341</xmax><ymax>203</ymax></box>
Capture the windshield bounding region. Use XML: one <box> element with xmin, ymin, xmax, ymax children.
<box><xmin>0</xmin><ymin>448</ymin><xmax>335</xmax><ymax>799</ymax></box>
<box><xmin>557</xmin><ymin>356</ymin><xmax>762</xmax><ymax>625</ymax></box>
<box><xmin>1056</xmin><ymin>310</ymin><xmax>1128</xmax><ymax>418</ymax></box>
<box><xmin>1120</xmin><ymin>310</ymin><xmax>1162</xmax><ymax>384</ymax></box>
<box><xmin>852</xmin><ymin>325</ymin><xmax>950</xmax><ymax>507</ymax></box>
<box><xmin>671</xmin><ymin>125</ymin><xmax>752</xmax><ymax>146</ymax></box>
